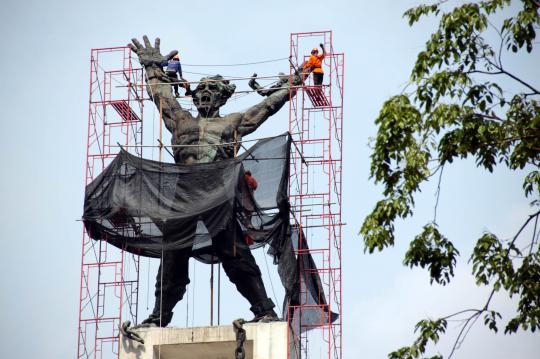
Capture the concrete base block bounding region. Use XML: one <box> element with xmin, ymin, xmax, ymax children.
<box><xmin>120</xmin><ymin>322</ymin><xmax>290</xmax><ymax>359</ymax></box>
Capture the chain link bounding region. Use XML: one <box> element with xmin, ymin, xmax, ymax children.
<box><xmin>233</xmin><ymin>319</ymin><xmax>246</xmax><ymax>359</ymax></box>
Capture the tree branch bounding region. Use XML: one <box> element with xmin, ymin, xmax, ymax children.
<box><xmin>499</xmin><ymin>68</ymin><xmax>540</xmax><ymax>94</ymax></box>
<box><xmin>529</xmin><ymin>213</ymin><xmax>539</xmax><ymax>255</ymax></box>
<box><xmin>449</xmin><ymin>312</ymin><xmax>482</xmax><ymax>358</ymax></box>
<box><xmin>433</xmin><ymin>165</ymin><xmax>445</xmax><ymax>223</ymax></box>
<box><xmin>442</xmin><ymin>309</ymin><xmax>481</xmax><ymax>320</ymax></box>
<box><xmin>486</xmin><ymin>58</ymin><xmax>540</xmax><ymax>94</ymax></box>
<box><xmin>477</xmin><ymin>113</ymin><xmax>504</xmax><ymax>122</ymax></box>
<box><xmin>466</xmin><ymin>70</ymin><xmax>503</xmax><ymax>76</ymax></box>
<box><xmin>437</xmin><ymin>210</ymin><xmax>540</xmax><ymax>358</ymax></box>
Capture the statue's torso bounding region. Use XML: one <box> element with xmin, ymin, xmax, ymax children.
<box><xmin>171</xmin><ymin>113</ymin><xmax>242</xmax><ymax>164</ymax></box>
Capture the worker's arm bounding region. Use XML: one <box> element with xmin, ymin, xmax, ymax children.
<box><xmin>239</xmin><ymin>72</ymin><xmax>302</xmax><ymax>136</ymax></box>
<box><xmin>319</xmin><ymin>43</ymin><xmax>326</xmax><ymax>59</ymax></box>
<box><xmin>129</xmin><ymin>36</ymin><xmax>191</xmax><ymax>133</ymax></box>
<box><xmin>302</xmin><ymin>57</ymin><xmax>313</xmax><ymax>73</ymax></box>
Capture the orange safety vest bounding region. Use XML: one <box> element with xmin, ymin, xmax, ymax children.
<box><xmin>245</xmin><ymin>173</ymin><xmax>258</xmax><ymax>190</ymax></box>
<box><xmin>304</xmin><ymin>54</ymin><xmax>325</xmax><ymax>74</ymax></box>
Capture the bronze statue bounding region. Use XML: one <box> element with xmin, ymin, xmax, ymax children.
<box><xmin>125</xmin><ymin>35</ymin><xmax>300</xmax><ymax>331</ymax></box>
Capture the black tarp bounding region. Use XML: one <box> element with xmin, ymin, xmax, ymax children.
<box><xmin>83</xmin><ymin>133</ymin><xmax>337</xmax><ymax>328</ymax></box>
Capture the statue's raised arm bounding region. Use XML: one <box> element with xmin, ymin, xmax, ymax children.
<box><xmin>129</xmin><ymin>36</ymin><xmax>191</xmax><ymax>133</ymax></box>
<box><xmin>239</xmin><ymin>72</ymin><xmax>302</xmax><ymax>136</ymax></box>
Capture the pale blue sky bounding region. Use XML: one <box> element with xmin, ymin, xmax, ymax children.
<box><xmin>0</xmin><ymin>0</ymin><xmax>538</xmax><ymax>358</ymax></box>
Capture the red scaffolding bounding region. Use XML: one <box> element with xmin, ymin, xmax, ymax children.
<box><xmin>78</xmin><ymin>46</ymin><xmax>145</xmax><ymax>359</ymax></box>
<box><xmin>288</xmin><ymin>31</ymin><xmax>344</xmax><ymax>359</ymax></box>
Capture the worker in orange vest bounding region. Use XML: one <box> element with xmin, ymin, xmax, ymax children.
<box><xmin>303</xmin><ymin>43</ymin><xmax>326</xmax><ymax>86</ymax></box>
<box><xmin>244</xmin><ymin>170</ymin><xmax>258</xmax><ymax>191</ymax></box>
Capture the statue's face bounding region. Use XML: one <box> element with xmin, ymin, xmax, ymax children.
<box><xmin>192</xmin><ymin>77</ymin><xmax>235</xmax><ymax>117</ymax></box>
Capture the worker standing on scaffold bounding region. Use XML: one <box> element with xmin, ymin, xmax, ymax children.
<box><xmin>163</xmin><ymin>54</ymin><xmax>191</xmax><ymax>97</ymax></box>
<box><xmin>242</xmin><ymin>170</ymin><xmax>258</xmax><ymax>240</ymax></box>
<box><xmin>303</xmin><ymin>43</ymin><xmax>326</xmax><ymax>86</ymax></box>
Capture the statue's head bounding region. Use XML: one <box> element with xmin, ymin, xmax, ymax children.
<box><xmin>192</xmin><ymin>75</ymin><xmax>236</xmax><ymax>117</ymax></box>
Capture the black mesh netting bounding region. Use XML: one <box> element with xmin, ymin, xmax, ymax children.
<box><xmin>83</xmin><ymin>133</ymin><xmax>337</xmax><ymax>328</ymax></box>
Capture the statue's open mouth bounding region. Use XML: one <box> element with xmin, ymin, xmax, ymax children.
<box><xmin>201</xmin><ymin>92</ymin><xmax>212</xmax><ymax>104</ymax></box>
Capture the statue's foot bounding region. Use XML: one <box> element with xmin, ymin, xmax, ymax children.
<box><xmin>138</xmin><ymin>311</ymin><xmax>173</xmax><ymax>327</ymax></box>
<box><xmin>251</xmin><ymin>310</ymin><xmax>280</xmax><ymax>323</ymax></box>
<box><xmin>133</xmin><ymin>321</ymin><xmax>158</xmax><ymax>329</ymax></box>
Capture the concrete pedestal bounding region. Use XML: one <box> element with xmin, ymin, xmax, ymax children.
<box><xmin>120</xmin><ymin>322</ymin><xmax>290</xmax><ymax>359</ymax></box>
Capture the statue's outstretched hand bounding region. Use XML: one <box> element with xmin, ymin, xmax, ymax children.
<box><xmin>248</xmin><ymin>73</ymin><xmax>259</xmax><ymax>89</ymax></box>
<box><xmin>129</xmin><ymin>35</ymin><xmax>178</xmax><ymax>68</ymax></box>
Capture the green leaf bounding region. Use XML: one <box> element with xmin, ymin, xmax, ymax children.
<box><xmin>404</xmin><ymin>224</ymin><xmax>460</xmax><ymax>285</ymax></box>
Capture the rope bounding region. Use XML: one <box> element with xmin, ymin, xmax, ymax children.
<box><xmin>184</xmin><ymin>70</ymin><xmax>244</xmax><ymax>78</ymax></box>
<box><xmin>191</xmin><ymin>260</ymin><xmax>196</xmax><ymax>327</ymax></box>
<box><xmin>182</xmin><ymin>57</ymin><xmax>288</xmax><ymax>67</ymax></box>
<box><xmin>229</xmin><ymin>79</ymin><xmax>279</xmax><ymax>102</ymax></box>
<box><xmin>263</xmin><ymin>244</ymin><xmax>282</xmax><ymax>314</ymax></box>
<box><xmin>158</xmin><ymin>245</ymin><xmax>163</xmax><ymax>359</ymax></box>
<box><xmin>115</xmin><ymin>132</ymin><xmax>300</xmax><ymax>148</ymax></box>
<box><xmin>116</xmin><ymin>84</ymin><xmax>316</xmax><ymax>101</ymax></box>
<box><xmin>147</xmin><ymin>57</ymin><xmax>158</xmax><ymax>312</ymax></box>
<box><xmin>185</xmin><ymin>259</ymin><xmax>190</xmax><ymax>327</ymax></box>
<box><xmin>131</xmin><ymin>55</ymin><xmax>288</xmax><ymax>68</ymax></box>
<box><xmin>115</xmin><ymin>73</ymin><xmax>308</xmax><ymax>87</ymax></box>
<box><xmin>143</xmin><ymin>67</ymin><xmax>164</xmax><ymax>359</ymax></box>
<box><xmin>114</xmin><ymin>83</ymin><xmax>303</xmax><ymax>100</ymax></box>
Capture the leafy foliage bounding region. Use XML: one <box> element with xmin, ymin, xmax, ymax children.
<box><xmin>361</xmin><ymin>1</ymin><xmax>540</xmax><ymax>357</ymax></box>
<box><xmin>470</xmin><ymin>232</ymin><xmax>520</xmax><ymax>291</ymax></box>
<box><xmin>505</xmin><ymin>249</ymin><xmax>540</xmax><ymax>333</ymax></box>
<box><xmin>388</xmin><ymin>319</ymin><xmax>447</xmax><ymax>359</ymax></box>
<box><xmin>405</xmin><ymin>224</ymin><xmax>459</xmax><ymax>285</ymax></box>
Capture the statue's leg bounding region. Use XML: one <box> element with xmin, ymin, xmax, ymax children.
<box><xmin>143</xmin><ymin>250</ymin><xmax>190</xmax><ymax>327</ymax></box>
<box><xmin>214</xmin><ymin>221</ymin><xmax>278</xmax><ymax>321</ymax></box>
<box><xmin>166</xmin><ymin>72</ymin><xmax>179</xmax><ymax>97</ymax></box>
